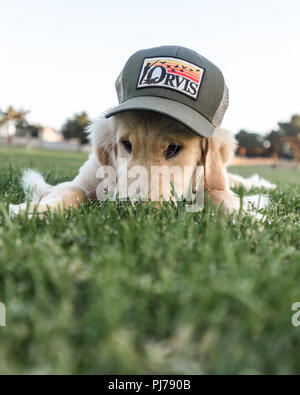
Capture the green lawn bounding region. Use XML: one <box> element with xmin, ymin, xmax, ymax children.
<box><xmin>0</xmin><ymin>146</ymin><xmax>300</xmax><ymax>374</ymax></box>
<box><xmin>229</xmin><ymin>165</ymin><xmax>300</xmax><ymax>187</ymax></box>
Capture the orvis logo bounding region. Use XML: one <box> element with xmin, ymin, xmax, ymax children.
<box><xmin>137</xmin><ymin>57</ymin><xmax>205</xmax><ymax>99</ymax></box>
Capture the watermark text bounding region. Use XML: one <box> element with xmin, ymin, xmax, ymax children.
<box><xmin>95</xmin><ymin>160</ymin><xmax>205</xmax><ymax>212</ymax></box>
<box><xmin>291</xmin><ymin>302</ymin><xmax>300</xmax><ymax>327</ymax></box>
<box><xmin>0</xmin><ymin>302</ymin><xmax>6</xmax><ymax>327</ymax></box>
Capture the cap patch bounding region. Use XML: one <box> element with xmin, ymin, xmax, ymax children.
<box><xmin>137</xmin><ymin>57</ymin><xmax>205</xmax><ymax>100</ymax></box>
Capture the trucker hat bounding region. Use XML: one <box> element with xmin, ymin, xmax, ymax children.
<box><xmin>105</xmin><ymin>45</ymin><xmax>229</xmax><ymax>138</ymax></box>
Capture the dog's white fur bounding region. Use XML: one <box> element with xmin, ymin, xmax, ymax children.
<box><xmin>9</xmin><ymin>111</ymin><xmax>275</xmax><ymax>217</ymax></box>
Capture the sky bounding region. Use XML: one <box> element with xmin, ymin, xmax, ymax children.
<box><xmin>0</xmin><ymin>0</ymin><xmax>299</xmax><ymax>134</ymax></box>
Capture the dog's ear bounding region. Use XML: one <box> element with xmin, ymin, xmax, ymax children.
<box><xmin>87</xmin><ymin>116</ymin><xmax>117</xmax><ymax>167</ymax></box>
<box><xmin>204</xmin><ymin>128</ymin><xmax>236</xmax><ymax>191</ymax></box>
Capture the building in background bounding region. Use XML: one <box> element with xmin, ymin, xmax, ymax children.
<box><xmin>41</xmin><ymin>126</ymin><xmax>63</xmax><ymax>142</ymax></box>
<box><xmin>0</xmin><ymin>120</ymin><xmax>16</xmax><ymax>138</ymax></box>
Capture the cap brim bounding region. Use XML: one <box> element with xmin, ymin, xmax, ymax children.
<box><xmin>105</xmin><ymin>96</ymin><xmax>214</xmax><ymax>138</ymax></box>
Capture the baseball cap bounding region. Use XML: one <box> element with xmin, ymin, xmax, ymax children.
<box><xmin>105</xmin><ymin>45</ymin><xmax>229</xmax><ymax>138</ymax></box>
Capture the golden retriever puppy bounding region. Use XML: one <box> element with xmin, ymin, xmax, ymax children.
<box><xmin>9</xmin><ymin>45</ymin><xmax>276</xmax><ymax>216</ymax></box>
<box><xmin>9</xmin><ymin>110</ymin><xmax>274</xmax><ymax>217</ymax></box>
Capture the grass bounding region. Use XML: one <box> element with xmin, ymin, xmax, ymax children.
<box><xmin>229</xmin><ymin>165</ymin><xmax>300</xmax><ymax>187</ymax></box>
<box><xmin>0</xmin><ymin>146</ymin><xmax>300</xmax><ymax>374</ymax></box>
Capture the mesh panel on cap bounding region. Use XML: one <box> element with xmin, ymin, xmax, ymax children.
<box><xmin>115</xmin><ymin>71</ymin><xmax>124</xmax><ymax>104</ymax></box>
<box><xmin>212</xmin><ymin>85</ymin><xmax>229</xmax><ymax>128</ymax></box>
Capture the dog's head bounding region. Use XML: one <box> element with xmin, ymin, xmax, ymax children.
<box><xmin>89</xmin><ymin>110</ymin><xmax>236</xmax><ymax>202</ymax></box>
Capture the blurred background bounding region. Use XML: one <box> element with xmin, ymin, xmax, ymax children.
<box><xmin>1</xmin><ymin>0</ymin><xmax>300</xmax><ymax>168</ymax></box>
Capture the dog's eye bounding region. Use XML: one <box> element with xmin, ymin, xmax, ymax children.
<box><xmin>122</xmin><ymin>140</ymin><xmax>132</xmax><ymax>154</ymax></box>
<box><xmin>164</xmin><ymin>144</ymin><xmax>183</xmax><ymax>160</ymax></box>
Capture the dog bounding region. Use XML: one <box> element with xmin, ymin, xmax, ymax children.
<box><xmin>9</xmin><ymin>110</ymin><xmax>275</xmax><ymax>217</ymax></box>
<box><xmin>9</xmin><ymin>45</ymin><xmax>276</xmax><ymax>216</ymax></box>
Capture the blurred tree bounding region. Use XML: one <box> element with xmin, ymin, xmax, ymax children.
<box><xmin>61</xmin><ymin>112</ymin><xmax>90</xmax><ymax>145</ymax></box>
<box><xmin>16</xmin><ymin>123</ymin><xmax>43</xmax><ymax>138</ymax></box>
<box><xmin>278</xmin><ymin>115</ymin><xmax>300</xmax><ymax>137</ymax></box>
<box><xmin>0</xmin><ymin>108</ymin><xmax>5</xmax><ymax>126</ymax></box>
<box><xmin>6</xmin><ymin>106</ymin><xmax>29</xmax><ymax>128</ymax></box>
<box><xmin>0</xmin><ymin>106</ymin><xmax>41</xmax><ymax>141</ymax></box>
<box><xmin>267</xmin><ymin>115</ymin><xmax>300</xmax><ymax>160</ymax></box>
<box><xmin>235</xmin><ymin>130</ymin><xmax>266</xmax><ymax>157</ymax></box>
<box><xmin>0</xmin><ymin>106</ymin><xmax>28</xmax><ymax>126</ymax></box>
<box><xmin>235</xmin><ymin>115</ymin><xmax>300</xmax><ymax>160</ymax></box>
